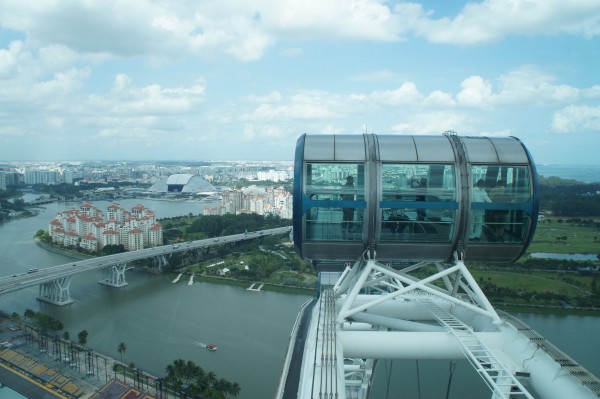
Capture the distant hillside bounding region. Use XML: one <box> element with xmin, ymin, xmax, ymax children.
<box><xmin>539</xmin><ymin>176</ymin><xmax>600</xmax><ymax>217</ymax></box>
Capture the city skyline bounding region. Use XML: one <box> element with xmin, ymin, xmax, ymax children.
<box><xmin>1</xmin><ymin>1</ymin><xmax>599</xmax><ymax>164</ymax></box>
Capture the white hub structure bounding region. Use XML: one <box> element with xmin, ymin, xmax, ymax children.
<box><xmin>277</xmin><ymin>256</ymin><xmax>600</xmax><ymax>399</ymax></box>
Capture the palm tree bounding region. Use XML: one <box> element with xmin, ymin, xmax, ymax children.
<box><xmin>206</xmin><ymin>371</ymin><xmax>217</xmax><ymax>389</ymax></box>
<box><xmin>117</xmin><ymin>342</ymin><xmax>127</xmax><ymax>364</ymax></box>
<box><xmin>230</xmin><ymin>382</ymin><xmax>241</xmax><ymax>397</ymax></box>
<box><xmin>24</xmin><ymin>309</ymin><xmax>36</xmax><ymax>321</ymax></box>
<box><xmin>77</xmin><ymin>329</ymin><xmax>88</xmax><ymax>345</ymax></box>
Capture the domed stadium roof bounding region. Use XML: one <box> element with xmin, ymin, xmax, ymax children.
<box><xmin>148</xmin><ymin>174</ymin><xmax>217</xmax><ymax>194</ymax></box>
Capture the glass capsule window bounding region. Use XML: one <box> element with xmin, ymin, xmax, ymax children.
<box><xmin>469</xmin><ymin>165</ymin><xmax>532</xmax><ymax>243</ymax></box>
<box><xmin>380</xmin><ymin>163</ymin><xmax>457</xmax><ymax>243</ymax></box>
<box><xmin>304</xmin><ymin>163</ymin><xmax>365</xmax><ymax>242</ymax></box>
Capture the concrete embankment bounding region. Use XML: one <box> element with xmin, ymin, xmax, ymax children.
<box><xmin>33</xmin><ymin>238</ymin><xmax>93</xmax><ymax>260</ymax></box>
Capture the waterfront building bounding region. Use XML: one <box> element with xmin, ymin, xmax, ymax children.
<box><xmin>102</xmin><ymin>229</ymin><xmax>120</xmax><ymax>247</ymax></box>
<box><xmin>48</xmin><ymin>203</ymin><xmax>162</xmax><ymax>252</ymax></box>
<box><xmin>24</xmin><ymin>169</ymin><xmax>61</xmax><ymax>185</ymax></box>
<box><xmin>207</xmin><ymin>185</ymin><xmax>292</xmax><ymax>219</ymax></box>
<box><xmin>127</xmin><ymin>228</ymin><xmax>144</xmax><ymax>251</ymax></box>
<box><xmin>256</xmin><ymin>169</ymin><xmax>289</xmax><ymax>182</ymax></box>
<box><xmin>0</xmin><ymin>171</ymin><xmax>21</xmax><ymax>187</ymax></box>
<box><xmin>80</xmin><ymin>234</ymin><xmax>99</xmax><ymax>252</ymax></box>
<box><xmin>148</xmin><ymin>173</ymin><xmax>217</xmax><ymax>194</ymax></box>
<box><xmin>53</xmin><ymin>228</ymin><xmax>65</xmax><ymax>245</ymax></box>
<box><xmin>64</xmin><ymin>231</ymin><xmax>79</xmax><ymax>247</ymax></box>
<box><xmin>149</xmin><ymin>223</ymin><xmax>163</xmax><ymax>246</ymax></box>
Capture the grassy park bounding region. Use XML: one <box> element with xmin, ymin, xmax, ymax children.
<box><xmin>156</xmin><ymin>212</ymin><xmax>600</xmax><ymax>314</ymax></box>
<box><xmin>526</xmin><ymin>217</ymin><xmax>600</xmax><ymax>254</ymax></box>
<box><xmin>468</xmin><ymin>216</ymin><xmax>600</xmax><ymax>314</ymax></box>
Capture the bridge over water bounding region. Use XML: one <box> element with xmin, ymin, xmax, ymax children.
<box><xmin>0</xmin><ymin>226</ymin><xmax>291</xmax><ymax>306</ymax></box>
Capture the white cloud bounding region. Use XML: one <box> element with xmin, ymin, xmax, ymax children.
<box><xmin>398</xmin><ymin>0</ymin><xmax>600</xmax><ymax>45</ymax></box>
<box><xmin>583</xmin><ymin>85</ymin><xmax>600</xmax><ymax>98</ymax></box>
<box><xmin>243</xmin><ymin>123</ymin><xmax>286</xmax><ymax>140</ymax></box>
<box><xmin>424</xmin><ymin>90</ymin><xmax>456</xmax><ymax>107</ymax></box>
<box><xmin>365</xmin><ymin>82</ymin><xmax>423</xmax><ymax>105</ymax></box>
<box><xmin>456</xmin><ymin>76</ymin><xmax>494</xmax><ymax>107</ymax></box>
<box><xmin>0</xmin><ymin>41</ymin><xmax>23</xmax><ymax>77</ymax></box>
<box><xmin>495</xmin><ymin>65</ymin><xmax>580</xmax><ymax>105</ymax></box>
<box><xmin>0</xmin><ymin>0</ymin><xmax>403</xmax><ymax>62</ymax></box>
<box><xmin>261</xmin><ymin>0</ymin><xmax>401</xmax><ymax>41</ymax></box>
<box><xmin>0</xmin><ymin>1</ymin><xmax>182</xmax><ymax>56</ymax></box>
<box><xmin>1</xmin><ymin>0</ymin><xmax>599</xmax><ymax>69</ymax></box>
<box><xmin>241</xmin><ymin>91</ymin><xmax>343</xmax><ymax>121</ymax></box>
<box><xmin>101</xmin><ymin>76</ymin><xmax>206</xmax><ymax>115</ymax></box>
<box><xmin>0</xmin><ymin>0</ymin><xmax>598</xmax><ymax>164</ymax></box>
<box><xmin>390</xmin><ymin>111</ymin><xmax>473</xmax><ymax>135</ymax></box>
<box><xmin>552</xmin><ymin>105</ymin><xmax>600</xmax><ymax>134</ymax></box>
<box><xmin>32</xmin><ymin>67</ymin><xmax>90</xmax><ymax>99</ymax></box>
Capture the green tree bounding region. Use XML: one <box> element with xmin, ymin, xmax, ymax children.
<box><xmin>24</xmin><ymin>308</ymin><xmax>36</xmax><ymax>321</ymax></box>
<box><xmin>32</xmin><ymin>312</ymin><xmax>63</xmax><ymax>333</ymax></box>
<box><xmin>164</xmin><ymin>359</ymin><xmax>239</xmax><ymax>398</ymax></box>
<box><xmin>63</xmin><ymin>331</ymin><xmax>70</xmax><ymax>341</ymax></box>
<box><xmin>12</xmin><ymin>198</ymin><xmax>25</xmax><ymax>211</ymax></box>
<box><xmin>118</xmin><ymin>342</ymin><xmax>127</xmax><ymax>364</ymax></box>
<box><xmin>100</xmin><ymin>244</ymin><xmax>126</xmax><ymax>255</ymax></box>
<box><xmin>78</xmin><ymin>329</ymin><xmax>88</xmax><ymax>345</ymax></box>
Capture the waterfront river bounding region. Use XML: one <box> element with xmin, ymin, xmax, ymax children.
<box><xmin>1</xmin><ymin>199</ymin><xmax>599</xmax><ymax>398</ymax></box>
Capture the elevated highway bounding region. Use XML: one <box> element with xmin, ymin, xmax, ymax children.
<box><xmin>0</xmin><ymin>226</ymin><xmax>291</xmax><ymax>305</ymax></box>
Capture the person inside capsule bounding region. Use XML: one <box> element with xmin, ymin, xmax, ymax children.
<box><xmin>470</xmin><ymin>179</ymin><xmax>492</xmax><ymax>240</ymax></box>
<box><xmin>341</xmin><ymin>176</ymin><xmax>355</xmax><ymax>233</ymax></box>
<box><xmin>487</xmin><ymin>180</ymin><xmax>510</xmax><ymax>241</ymax></box>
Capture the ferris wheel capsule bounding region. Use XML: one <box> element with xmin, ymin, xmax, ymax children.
<box><xmin>292</xmin><ymin>133</ymin><xmax>539</xmax><ymax>264</ymax></box>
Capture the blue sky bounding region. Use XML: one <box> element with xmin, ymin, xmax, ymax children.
<box><xmin>1</xmin><ymin>0</ymin><xmax>599</xmax><ymax>164</ymax></box>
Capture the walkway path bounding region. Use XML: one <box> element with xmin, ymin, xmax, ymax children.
<box><xmin>247</xmin><ymin>282</ymin><xmax>264</xmax><ymax>291</ymax></box>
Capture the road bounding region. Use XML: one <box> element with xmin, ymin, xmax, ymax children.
<box><xmin>0</xmin><ymin>226</ymin><xmax>292</xmax><ymax>296</ymax></box>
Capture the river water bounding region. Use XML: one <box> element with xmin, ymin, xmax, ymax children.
<box><xmin>1</xmin><ymin>199</ymin><xmax>599</xmax><ymax>398</ymax></box>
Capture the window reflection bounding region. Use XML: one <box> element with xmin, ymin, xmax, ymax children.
<box><xmin>469</xmin><ymin>165</ymin><xmax>532</xmax><ymax>243</ymax></box>
<box><xmin>380</xmin><ymin>163</ymin><xmax>456</xmax><ymax>243</ymax></box>
<box><xmin>304</xmin><ymin>163</ymin><xmax>365</xmax><ymax>242</ymax></box>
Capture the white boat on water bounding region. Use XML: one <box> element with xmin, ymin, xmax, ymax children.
<box><xmin>204</xmin><ymin>343</ymin><xmax>218</xmax><ymax>351</ymax></box>
<box><xmin>200</xmin><ymin>195</ymin><xmax>222</xmax><ymax>201</ymax></box>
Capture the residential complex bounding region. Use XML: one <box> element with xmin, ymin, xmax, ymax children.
<box><xmin>47</xmin><ymin>203</ymin><xmax>163</xmax><ymax>252</ymax></box>
<box><xmin>203</xmin><ymin>185</ymin><xmax>293</xmax><ymax>219</ymax></box>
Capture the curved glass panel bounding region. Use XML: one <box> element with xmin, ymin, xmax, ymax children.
<box><xmin>380</xmin><ymin>208</ymin><xmax>456</xmax><ymax>242</ymax></box>
<box><xmin>304</xmin><ymin>163</ymin><xmax>365</xmax><ymax>241</ymax></box>
<box><xmin>305</xmin><ymin>208</ymin><xmax>365</xmax><ymax>241</ymax></box>
<box><xmin>380</xmin><ymin>163</ymin><xmax>456</xmax><ymax>242</ymax></box>
<box><xmin>470</xmin><ymin>164</ymin><xmax>532</xmax><ymax>243</ymax></box>
<box><xmin>471</xmin><ymin>165</ymin><xmax>531</xmax><ymax>202</ymax></box>
<box><xmin>382</xmin><ymin>163</ymin><xmax>456</xmax><ymax>202</ymax></box>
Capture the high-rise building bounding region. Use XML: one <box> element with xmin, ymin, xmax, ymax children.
<box><xmin>48</xmin><ymin>203</ymin><xmax>162</xmax><ymax>252</ymax></box>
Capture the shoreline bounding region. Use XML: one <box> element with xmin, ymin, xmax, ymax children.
<box><xmin>0</xmin><ymin>312</ymin><xmax>172</xmax><ymax>399</ymax></box>
<box><xmin>34</xmin><ymin>238</ymin><xmax>93</xmax><ymax>260</ymax></box>
<box><xmin>32</xmin><ymin>238</ymin><xmax>599</xmax><ymax>316</ymax></box>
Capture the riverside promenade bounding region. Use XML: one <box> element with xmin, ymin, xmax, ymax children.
<box><xmin>0</xmin><ymin>315</ymin><xmax>176</xmax><ymax>399</ymax></box>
